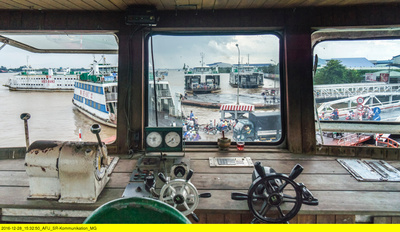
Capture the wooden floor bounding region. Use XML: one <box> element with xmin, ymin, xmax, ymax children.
<box><xmin>1</xmin><ymin>149</ymin><xmax>400</xmax><ymax>224</ymax></box>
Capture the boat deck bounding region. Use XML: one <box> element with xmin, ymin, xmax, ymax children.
<box><xmin>1</xmin><ymin>149</ymin><xmax>400</xmax><ymax>224</ymax></box>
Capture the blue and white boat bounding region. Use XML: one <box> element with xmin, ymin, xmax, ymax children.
<box><xmin>72</xmin><ymin>58</ymin><xmax>118</xmax><ymax>127</ymax></box>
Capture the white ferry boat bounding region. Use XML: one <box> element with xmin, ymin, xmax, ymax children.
<box><xmin>184</xmin><ymin>66</ymin><xmax>221</xmax><ymax>94</ymax></box>
<box><xmin>72</xmin><ymin>60</ymin><xmax>118</xmax><ymax>128</ymax></box>
<box><xmin>229</xmin><ymin>65</ymin><xmax>264</xmax><ymax>88</ymax></box>
<box><xmin>4</xmin><ymin>67</ymin><xmax>79</xmax><ymax>91</ymax></box>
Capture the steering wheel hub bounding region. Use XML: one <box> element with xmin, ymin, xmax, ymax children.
<box><xmin>268</xmin><ymin>193</ymin><xmax>283</xmax><ymax>206</ymax></box>
<box><xmin>173</xmin><ymin>194</ymin><xmax>185</xmax><ymax>204</ymax></box>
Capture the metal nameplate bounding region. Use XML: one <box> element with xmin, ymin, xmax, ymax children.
<box><xmin>209</xmin><ymin>157</ymin><xmax>254</xmax><ymax>167</ymax></box>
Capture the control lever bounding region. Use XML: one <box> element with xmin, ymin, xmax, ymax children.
<box><xmin>186</xmin><ymin>169</ymin><xmax>194</xmax><ymax>182</ymax></box>
<box><xmin>90</xmin><ymin>124</ymin><xmax>108</xmax><ymax>165</ymax></box>
<box><xmin>254</xmin><ymin>162</ymin><xmax>266</xmax><ymax>178</ymax></box>
<box><xmin>158</xmin><ymin>172</ymin><xmax>168</xmax><ymax>183</ymax></box>
<box><xmin>20</xmin><ymin>113</ymin><xmax>31</xmax><ymax>151</ymax></box>
<box><xmin>298</xmin><ymin>183</ymin><xmax>319</xmax><ymax>205</ymax></box>
<box><xmin>90</xmin><ymin>124</ymin><xmax>103</xmax><ymax>147</ymax></box>
<box><xmin>199</xmin><ymin>193</ymin><xmax>212</xmax><ymax>198</ymax></box>
<box><xmin>289</xmin><ymin>164</ymin><xmax>304</xmax><ymax>180</ymax></box>
<box><xmin>278</xmin><ymin>163</ymin><xmax>304</xmax><ymax>192</ymax></box>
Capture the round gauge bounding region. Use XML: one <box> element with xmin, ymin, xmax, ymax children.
<box><xmin>165</xmin><ymin>131</ymin><xmax>181</xmax><ymax>148</ymax></box>
<box><xmin>173</xmin><ymin>166</ymin><xmax>186</xmax><ymax>178</ymax></box>
<box><xmin>146</xmin><ymin>131</ymin><xmax>162</xmax><ymax>148</ymax></box>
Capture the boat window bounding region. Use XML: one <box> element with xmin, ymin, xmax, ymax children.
<box><xmin>0</xmin><ymin>33</ymin><xmax>118</xmax><ymax>148</ymax></box>
<box><xmin>147</xmin><ymin>34</ymin><xmax>282</xmax><ymax>144</ymax></box>
<box><xmin>0</xmin><ymin>33</ymin><xmax>118</xmax><ymax>54</ymax></box>
<box><xmin>313</xmin><ymin>28</ymin><xmax>400</xmax><ymax>147</ymax></box>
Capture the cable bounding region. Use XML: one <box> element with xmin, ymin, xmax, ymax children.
<box><xmin>150</xmin><ymin>28</ymin><xmax>159</xmax><ymax>127</ymax></box>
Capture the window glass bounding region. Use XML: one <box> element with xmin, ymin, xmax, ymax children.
<box><xmin>0</xmin><ymin>34</ymin><xmax>118</xmax><ymax>51</ymax></box>
<box><xmin>148</xmin><ymin>34</ymin><xmax>282</xmax><ymax>143</ymax></box>
<box><xmin>0</xmin><ymin>37</ymin><xmax>117</xmax><ymax>147</ymax></box>
<box><xmin>313</xmin><ymin>38</ymin><xmax>400</xmax><ymax>147</ymax></box>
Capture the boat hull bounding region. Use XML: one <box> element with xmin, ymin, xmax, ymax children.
<box><xmin>4</xmin><ymin>84</ymin><xmax>74</xmax><ymax>91</ymax></box>
<box><xmin>185</xmin><ymin>88</ymin><xmax>222</xmax><ymax>94</ymax></box>
<box><xmin>5</xmin><ymin>72</ymin><xmax>78</xmax><ymax>91</ymax></box>
<box><xmin>73</xmin><ymin>101</ymin><xmax>116</xmax><ymax>128</ymax></box>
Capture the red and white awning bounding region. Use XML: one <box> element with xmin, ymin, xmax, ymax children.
<box><xmin>220</xmin><ymin>104</ymin><xmax>255</xmax><ymax>112</ymax></box>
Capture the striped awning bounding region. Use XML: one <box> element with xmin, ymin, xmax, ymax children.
<box><xmin>220</xmin><ymin>104</ymin><xmax>255</xmax><ymax>112</ymax></box>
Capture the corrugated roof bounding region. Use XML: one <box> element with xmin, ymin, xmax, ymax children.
<box><xmin>318</xmin><ymin>57</ymin><xmax>375</xmax><ymax>68</ymax></box>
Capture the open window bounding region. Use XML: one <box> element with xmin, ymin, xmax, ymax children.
<box><xmin>0</xmin><ymin>32</ymin><xmax>118</xmax><ymax>148</ymax></box>
<box><xmin>313</xmin><ymin>28</ymin><xmax>400</xmax><ymax>148</ymax></box>
<box><xmin>147</xmin><ymin>33</ymin><xmax>283</xmax><ymax>144</ymax></box>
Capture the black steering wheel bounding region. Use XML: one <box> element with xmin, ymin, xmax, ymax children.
<box><xmin>247</xmin><ymin>173</ymin><xmax>302</xmax><ymax>223</ymax></box>
<box><xmin>232</xmin><ymin>162</ymin><xmax>317</xmax><ymax>224</ymax></box>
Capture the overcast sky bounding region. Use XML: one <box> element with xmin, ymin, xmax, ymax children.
<box><xmin>1</xmin><ymin>34</ymin><xmax>400</xmax><ymax>69</ymax></box>
<box><xmin>314</xmin><ymin>39</ymin><xmax>400</xmax><ymax>61</ymax></box>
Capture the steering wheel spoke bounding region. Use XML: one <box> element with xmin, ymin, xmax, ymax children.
<box><xmin>259</xmin><ymin>200</ymin><xmax>272</xmax><ymax>215</ymax></box>
<box><xmin>276</xmin><ymin>205</ymin><xmax>286</xmax><ymax>218</ymax></box>
<box><xmin>163</xmin><ymin>195</ymin><xmax>174</xmax><ymax>202</ymax></box>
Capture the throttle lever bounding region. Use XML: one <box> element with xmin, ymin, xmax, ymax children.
<box><xmin>186</xmin><ymin>169</ymin><xmax>194</xmax><ymax>182</ymax></box>
<box><xmin>254</xmin><ymin>162</ymin><xmax>266</xmax><ymax>178</ymax></box>
<box><xmin>158</xmin><ymin>172</ymin><xmax>167</xmax><ymax>183</ymax></box>
<box><xmin>289</xmin><ymin>164</ymin><xmax>303</xmax><ymax>180</ymax></box>
<box><xmin>231</xmin><ymin>192</ymin><xmax>248</xmax><ymax>200</ymax></box>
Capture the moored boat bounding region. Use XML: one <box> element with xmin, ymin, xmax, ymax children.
<box><xmin>184</xmin><ymin>66</ymin><xmax>221</xmax><ymax>94</ymax></box>
<box><xmin>4</xmin><ymin>66</ymin><xmax>80</xmax><ymax>91</ymax></box>
<box><xmin>72</xmin><ymin>58</ymin><xmax>118</xmax><ymax>128</ymax></box>
<box><xmin>229</xmin><ymin>65</ymin><xmax>264</xmax><ymax>88</ymax></box>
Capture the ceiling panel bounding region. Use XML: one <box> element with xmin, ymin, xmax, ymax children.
<box><xmin>0</xmin><ymin>0</ymin><xmax>398</xmax><ymax>11</ymax></box>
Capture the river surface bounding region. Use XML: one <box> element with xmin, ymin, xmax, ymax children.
<box><xmin>0</xmin><ymin>71</ymin><xmax>280</xmax><ymax>147</ymax></box>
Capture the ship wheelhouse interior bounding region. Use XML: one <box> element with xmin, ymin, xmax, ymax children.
<box><xmin>1</xmin><ymin>0</ymin><xmax>400</xmax><ymax>224</ymax></box>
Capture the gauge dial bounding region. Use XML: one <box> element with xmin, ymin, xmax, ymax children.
<box><xmin>146</xmin><ymin>131</ymin><xmax>162</xmax><ymax>148</ymax></box>
<box><xmin>165</xmin><ymin>131</ymin><xmax>181</xmax><ymax>148</ymax></box>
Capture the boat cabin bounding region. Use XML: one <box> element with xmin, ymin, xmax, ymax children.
<box><xmin>1</xmin><ymin>0</ymin><xmax>400</xmax><ymax>225</ymax></box>
<box><xmin>229</xmin><ymin>65</ymin><xmax>264</xmax><ymax>88</ymax></box>
<box><xmin>184</xmin><ymin>66</ymin><xmax>221</xmax><ymax>94</ymax></box>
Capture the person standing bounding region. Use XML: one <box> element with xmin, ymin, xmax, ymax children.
<box><xmin>189</xmin><ymin>110</ymin><xmax>194</xmax><ymax>120</ymax></box>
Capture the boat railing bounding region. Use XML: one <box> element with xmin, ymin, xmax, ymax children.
<box><xmin>375</xmin><ymin>135</ymin><xmax>400</xmax><ymax>148</ymax></box>
<box><xmin>337</xmin><ymin>133</ymin><xmax>367</xmax><ymax>146</ymax></box>
<box><xmin>105</xmin><ymin>92</ymin><xmax>118</xmax><ymax>101</ymax></box>
<box><xmin>157</xmin><ymin>89</ymin><xmax>171</xmax><ymax>97</ymax></box>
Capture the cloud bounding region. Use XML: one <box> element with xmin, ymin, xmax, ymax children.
<box><xmin>314</xmin><ymin>40</ymin><xmax>400</xmax><ymax>60</ymax></box>
<box><xmin>151</xmin><ymin>34</ymin><xmax>280</xmax><ymax>68</ymax></box>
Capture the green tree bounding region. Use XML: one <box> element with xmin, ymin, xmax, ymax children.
<box><xmin>314</xmin><ymin>59</ymin><xmax>362</xmax><ymax>84</ymax></box>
